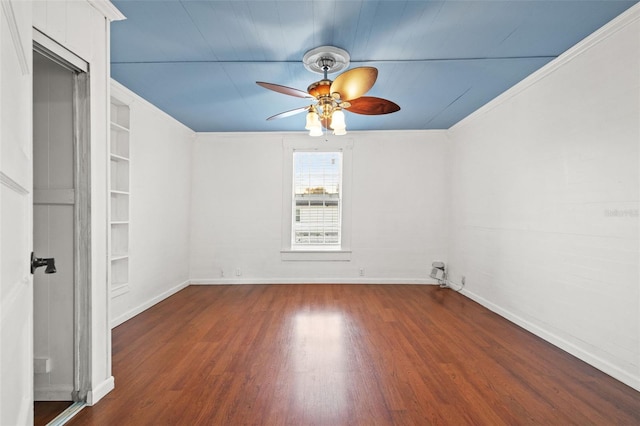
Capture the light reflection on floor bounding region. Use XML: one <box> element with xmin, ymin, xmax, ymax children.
<box><xmin>292</xmin><ymin>311</ymin><xmax>348</xmax><ymax>422</ymax></box>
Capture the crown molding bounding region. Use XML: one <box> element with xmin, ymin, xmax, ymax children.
<box><xmin>87</xmin><ymin>0</ymin><xmax>126</xmax><ymax>22</ymax></box>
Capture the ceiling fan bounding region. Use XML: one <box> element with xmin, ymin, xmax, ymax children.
<box><xmin>256</xmin><ymin>46</ymin><xmax>400</xmax><ymax>136</ymax></box>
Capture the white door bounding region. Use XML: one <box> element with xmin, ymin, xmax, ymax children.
<box><xmin>32</xmin><ymin>50</ymin><xmax>75</xmax><ymax>401</ymax></box>
<box><xmin>0</xmin><ymin>2</ymin><xmax>35</xmax><ymax>425</ymax></box>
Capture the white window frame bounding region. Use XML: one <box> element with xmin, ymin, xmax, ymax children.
<box><xmin>291</xmin><ymin>151</ymin><xmax>342</xmax><ymax>250</ymax></box>
<box><xmin>281</xmin><ymin>137</ymin><xmax>353</xmax><ymax>261</ymax></box>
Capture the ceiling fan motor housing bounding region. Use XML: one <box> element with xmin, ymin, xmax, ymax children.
<box><xmin>307</xmin><ymin>79</ymin><xmax>332</xmax><ymax>98</ymax></box>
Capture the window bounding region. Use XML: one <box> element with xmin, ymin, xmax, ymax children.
<box><xmin>281</xmin><ymin>138</ymin><xmax>352</xmax><ymax>261</ymax></box>
<box><xmin>292</xmin><ymin>151</ymin><xmax>342</xmax><ymax>249</ymax></box>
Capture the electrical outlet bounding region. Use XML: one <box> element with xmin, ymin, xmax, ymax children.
<box><xmin>461</xmin><ymin>276</ymin><xmax>466</xmax><ymax>285</ymax></box>
<box><xmin>220</xmin><ymin>269</ymin><xmax>225</xmax><ymax>278</ymax></box>
<box><xmin>359</xmin><ymin>268</ymin><xmax>365</xmax><ymax>277</ymax></box>
<box><xmin>235</xmin><ymin>268</ymin><xmax>242</xmax><ymax>277</ymax></box>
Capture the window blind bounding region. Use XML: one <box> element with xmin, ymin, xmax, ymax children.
<box><xmin>292</xmin><ymin>151</ymin><xmax>342</xmax><ymax>248</ymax></box>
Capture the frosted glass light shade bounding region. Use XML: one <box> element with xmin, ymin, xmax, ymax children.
<box><xmin>309</xmin><ymin>126</ymin><xmax>323</xmax><ymax>137</ymax></box>
<box><xmin>332</xmin><ymin>109</ymin><xmax>346</xmax><ymax>129</ymax></box>
<box><xmin>305</xmin><ymin>110</ymin><xmax>320</xmax><ymax>130</ymax></box>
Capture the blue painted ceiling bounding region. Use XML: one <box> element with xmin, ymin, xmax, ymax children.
<box><xmin>110</xmin><ymin>0</ymin><xmax>637</xmax><ymax>132</ymax></box>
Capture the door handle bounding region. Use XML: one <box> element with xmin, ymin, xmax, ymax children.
<box><xmin>30</xmin><ymin>252</ymin><xmax>57</xmax><ymax>274</ymax></box>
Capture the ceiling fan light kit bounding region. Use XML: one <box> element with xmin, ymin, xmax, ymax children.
<box><xmin>257</xmin><ymin>45</ymin><xmax>400</xmax><ymax>137</ymax></box>
<box><xmin>305</xmin><ymin>106</ymin><xmax>321</xmax><ymax>130</ymax></box>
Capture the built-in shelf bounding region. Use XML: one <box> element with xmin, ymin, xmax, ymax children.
<box><xmin>111</xmin><ymin>257</ymin><xmax>130</xmax><ymax>297</ymax></box>
<box><xmin>109</xmin><ymin>96</ymin><xmax>130</xmax><ymax>300</ymax></box>
<box><xmin>111</xmin><ymin>283</ymin><xmax>130</xmax><ymax>298</ymax></box>
<box><xmin>110</xmin><ymin>153</ymin><xmax>130</xmax><ymax>162</ymax></box>
<box><xmin>110</xmin><ymin>121</ymin><xmax>129</xmax><ymax>132</ymax></box>
<box><xmin>110</xmin><ymin>192</ymin><xmax>129</xmax><ymax>222</ymax></box>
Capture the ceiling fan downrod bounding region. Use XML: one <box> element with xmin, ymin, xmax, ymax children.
<box><xmin>317</xmin><ymin>57</ymin><xmax>335</xmax><ymax>80</ymax></box>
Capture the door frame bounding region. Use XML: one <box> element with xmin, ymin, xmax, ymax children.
<box><xmin>33</xmin><ymin>30</ymin><xmax>92</xmax><ymax>403</ymax></box>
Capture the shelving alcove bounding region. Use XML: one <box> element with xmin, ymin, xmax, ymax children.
<box><xmin>109</xmin><ymin>94</ymin><xmax>131</xmax><ymax>299</ymax></box>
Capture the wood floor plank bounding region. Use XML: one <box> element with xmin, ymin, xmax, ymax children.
<box><xmin>69</xmin><ymin>285</ymin><xmax>640</xmax><ymax>425</ymax></box>
<box><xmin>34</xmin><ymin>401</ymin><xmax>73</xmax><ymax>426</ymax></box>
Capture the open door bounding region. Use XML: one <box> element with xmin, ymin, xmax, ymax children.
<box><xmin>0</xmin><ymin>3</ymin><xmax>35</xmax><ymax>424</ymax></box>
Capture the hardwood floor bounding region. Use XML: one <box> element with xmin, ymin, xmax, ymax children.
<box><xmin>34</xmin><ymin>401</ymin><xmax>73</xmax><ymax>425</ymax></box>
<box><xmin>69</xmin><ymin>285</ymin><xmax>640</xmax><ymax>425</ymax></box>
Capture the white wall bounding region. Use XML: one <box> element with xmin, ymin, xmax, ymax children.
<box><xmin>190</xmin><ymin>131</ymin><xmax>449</xmax><ymax>284</ymax></box>
<box><xmin>110</xmin><ymin>81</ymin><xmax>194</xmax><ymax>327</ymax></box>
<box><xmin>447</xmin><ymin>6</ymin><xmax>639</xmax><ymax>390</ymax></box>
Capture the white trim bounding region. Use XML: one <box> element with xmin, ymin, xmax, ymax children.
<box><xmin>1</xmin><ymin>0</ymin><xmax>29</xmax><ymax>75</ymax></box>
<box><xmin>451</xmin><ymin>2</ymin><xmax>640</xmax><ymax>132</ymax></box>
<box><xmin>110</xmin><ymin>280</ymin><xmax>190</xmax><ymax>328</ymax></box>
<box><xmin>0</xmin><ymin>171</ymin><xmax>29</xmax><ymax>195</ymax></box>
<box><xmin>110</xmin><ymin>79</ymin><xmax>137</xmax><ymax>105</ymax></box>
<box><xmin>105</xmin><ymin>10</ymin><xmax>114</xmax><ymax>385</ymax></box>
<box><xmin>281</xmin><ymin>250</ymin><xmax>352</xmax><ymax>261</ymax></box>
<box><xmin>86</xmin><ymin>376</ymin><xmax>114</xmax><ymax>406</ymax></box>
<box><xmin>33</xmin><ymin>29</ymin><xmax>88</xmax><ymax>72</ymax></box>
<box><xmin>281</xmin><ymin>137</ymin><xmax>354</xmax><ymax>253</ymax></box>
<box><xmin>190</xmin><ymin>278</ymin><xmax>439</xmax><ymax>285</ymax></box>
<box><xmin>87</xmin><ymin>0</ymin><xmax>126</xmax><ymax>22</ymax></box>
<box><xmin>460</xmin><ymin>288</ymin><xmax>640</xmax><ymax>392</ymax></box>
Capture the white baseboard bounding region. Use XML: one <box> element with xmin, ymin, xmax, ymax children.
<box><xmin>86</xmin><ymin>376</ymin><xmax>114</xmax><ymax>406</ymax></box>
<box><xmin>110</xmin><ymin>280</ymin><xmax>190</xmax><ymax>328</ymax></box>
<box><xmin>460</xmin><ymin>288</ymin><xmax>640</xmax><ymax>392</ymax></box>
<box><xmin>190</xmin><ymin>277</ymin><xmax>440</xmax><ymax>285</ymax></box>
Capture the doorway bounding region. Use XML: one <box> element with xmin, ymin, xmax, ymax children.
<box><xmin>32</xmin><ymin>34</ymin><xmax>91</xmax><ymax>425</ymax></box>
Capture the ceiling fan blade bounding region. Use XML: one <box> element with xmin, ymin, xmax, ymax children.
<box><xmin>266</xmin><ymin>106</ymin><xmax>310</xmax><ymax>121</ymax></box>
<box><xmin>330</xmin><ymin>67</ymin><xmax>378</xmax><ymax>101</ymax></box>
<box><xmin>257</xmin><ymin>81</ymin><xmax>313</xmax><ymax>99</ymax></box>
<box><xmin>345</xmin><ymin>97</ymin><xmax>401</xmax><ymax>115</ymax></box>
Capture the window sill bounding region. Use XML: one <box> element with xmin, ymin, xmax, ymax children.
<box><xmin>281</xmin><ymin>250</ymin><xmax>352</xmax><ymax>262</ymax></box>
